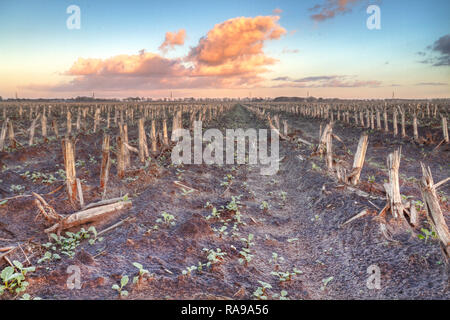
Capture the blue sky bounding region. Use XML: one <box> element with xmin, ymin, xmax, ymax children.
<box><xmin>0</xmin><ymin>0</ymin><xmax>449</xmax><ymax>98</ymax></box>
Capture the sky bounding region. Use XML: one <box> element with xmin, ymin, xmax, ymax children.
<box><xmin>0</xmin><ymin>0</ymin><xmax>449</xmax><ymax>99</ymax></box>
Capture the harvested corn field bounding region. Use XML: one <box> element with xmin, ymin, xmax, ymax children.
<box><xmin>0</xmin><ymin>102</ymin><xmax>448</xmax><ymax>300</ymax></box>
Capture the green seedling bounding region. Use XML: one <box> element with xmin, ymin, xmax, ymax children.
<box><xmin>145</xmin><ymin>224</ymin><xmax>160</xmax><ymax>235</ymax></box>
<box><xmin>438</xmin><ymin>191</ymin><xmax>447</xmax><ymax>202</ymax></box>
<box><xmin>89</xmin><ymin>155</ymin><xmax>97</xmax><ymax>164</ymax></box>
<box><xmin>311</xmin><ymin>162</ymin><xmax>320</xmax><ymax>171</ymax></box>
<box><xmin>206</xmin><ymin>207</ymin><xmax>220</xmax><ymax>220</ymax></box>
<box><xmin>20</xmin><ymin>293</ymin><xmax>41</xmax><ymax>300</ymax></box>
<box><xmin>37</xmin><ymin>251</ymin><xmax>61</xmax><ymax>264</ymax></box>
<box><xmin>156</xmin><ymin>212</ymin><xmax>176</xmax><ymax>226</ymax></box>
<box><xmin>417</xmin><ymin>228</ymin><xmax>437</xmax><ymax>243</ymax></box>
<box><xmin>213</xmin><ymin>225</ymin><xmax>228</xmax><ymax>238</ymax></box>
<box><xmin>112</xmin><ymin>275</ymin><xmax>129</xmax><ymax>297</ymax></box>
<box><xmin>226</xmin><ymin>195</ymin><xmax>242</xmax><ymax>212</ymax></box>
<box><xmin>272</xmin><ymin>290</ymin><xmax>289</xmax><ymax>300</ymax></box>
<box><xmin>196</xmin><ymin>261</ymin><xmax>205</xmax><ymax>273</ymax></box>
<box><xmin>253</xmin><ymin>281</ymin><xmax>272</xmax><ymax>300</ymax></box>
<box><xmin>269</xmin><ymin>252</ymin><xmax>285</xmax><ymax>265</ymax></box>
<box><xmin>233</xmin><ymin>211</ymin><xmax>246</xmax><ymax>225</ymax></box>
<box><xmin>10</xmin><ymin>184</ymin><xmax>25</xmax><ymax>193</ymax></box>
<box><xmin>181</xmin><ymin>265</ymin><xmax>197</xmax><ymax>276</ymax></box>
<box><xmin>401</xmin><ymin>194</ymin><xmax>414</xmax><ymax>201</ymax></box>
<box><xmin>204</xmin><ymin>201</ymin><xmax>213</xmax><ymax>209</ymax></box>
<box><xmin>0</xmin><ymin>260</ymin><xmax>35</xmax><ymax>295</ymax></box>
<box><xmin>220</xmin><ymin>174</ymin><xmax>234</xmax><ymax>186</ymax></box>
<box><xmin>39</xmin><ymin>227</ymin><xmax>96</xmax><ymax>262</ymax></box>
<box><xmin>57</xmin><ymin>169</ymin><xmax>67</xmax><ymax>181</ymax></box>
<box><xmin>88</xmin><ymin>226</ymin><xmax>104</xmax><ymax>245</ymax></box>
<box><xmin>413</xmin><ymin>200</ymin><xmax>424</xmax><ymax>210</ymax></box>
<box><xmin>238</xmin><ymin>248</ymin><xmax>254</xmax><ymax>266</ymax></box>
<box><xmin>271</xmin><ymin>268</ymin><xmax>302</xmax><ymax>283</ymax></box>
<box><xmin>75</xmin><ymin>160</ymin><xmax>85</xmax><ymax>168</ymax></box>
<box><xmin>21</xmin><ymin>171</ymin><xmax>57</xmax><ymax>184</ymax></box>
<box><xmin>260</xmin><ymin>201</ymin><xmax>269</xmax><ymax>211</ymax></box>
<box><xmin>321</xmin><ymin>276</ymin><xmax>334</xmax><ymax>291</ymax></box>
<box><xmin>240</xmin><ymin>233</ymin><xmax>254</xmax><ymax>248</ymax></box>
<box><xmin>132</xmin><ymin>262</ymin><xmax>150</xmax><ymax>284</ymax></box>
<box><xmin>203</xmin><ymin>248</ymin><xmax>227</xmax><ymax>267</ymax></box>
<box><xmin>123</xmin><ymin>176</ymin><xmax>138</xmax><ymax>183</ymax></box>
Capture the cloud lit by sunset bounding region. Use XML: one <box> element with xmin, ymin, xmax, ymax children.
<box><xmin>159</xmin><ymin>29</ymin><xmax>186</xmax><ymax>52</ymax></box>
<box><xmin>188</xmin><ymin>16</ymin><xmax>286</xmax><ymax>77</ymax></box>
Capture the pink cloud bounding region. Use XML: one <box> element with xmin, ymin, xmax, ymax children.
<box><xmin>309</xmin><ymin>0</ymin><xmax>363</xmax><ymax>22</ymax></box>
<box><xmin>25</xmin><ymin>16</ymin><xmax>288</xmax><ymax>93</ymax></box>
<box><xmin>273</xmin><ymin>8</ymin><xmax>283</xmax><ymax>14</ymax></box>
<box><xmin>187</xmin><ymin>15</ymin><xmax>286</xmax><ymax>77</ymax></box>
<box><xmin>158</xmin><ymin>29</ymin><xmax>186</xmax><ymax>52</ymax></box>
<box><xmin>67</xmin><ymin>51</ymin><xmax>188</xmax><ymax>77</ymax></box>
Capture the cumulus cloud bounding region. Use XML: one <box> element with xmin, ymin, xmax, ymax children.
<box><xmin>271</xmin><ymin>75</ymin><xmax>381</xmax><ymax>88</ymax></box>
<box><xmin>187</xmin><ymin>15</ymin><xmax>286</xmax><ymax>77</ymax></box>
<box><xmin>26</xmin><ymin>51</ymin><xmax>192</xmax><ymax>93</ymax></box>
<box><xmin>67</xmin><ymin>51</ymin><xmax>188</xmax><ymax>77</ymax></box>
<box><xmin>159</xmin><ymin>29</ymin><xmax>186</xmax><ymax>52</ymax></box>
<box><xmin>26</xmin><ymin>15</ymin><xmax>287</xmax><ymax>93</ymax></box>
<box><xmin>309</xmin><ymin>0</ymin><xmax>362</xmax><ymax>22</ymax></box>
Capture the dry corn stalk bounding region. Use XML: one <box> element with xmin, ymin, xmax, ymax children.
<box><xmin>383</xmin><ymin>148</ymin><xmax>404</xmax><ymax>219</ymax></box>
<box><xmin>45</xmin><ymin>199</ymin><xmax>132</xmax><ymax>234</ymax></box>
<box><xmin>138</xmin><ymin>118</ymin><xmax>149</xmax><ymax>163</ymax></box>
<box><xmin>419</xmin><ymin>163</ymin><xmax>450</xmax><ymax>258</ymax></box>
<box><xmin>62</xmin><ymin>137</ymin><xmax>77</xmax><ymax>202</ymax></box>
<box><xmin>100</xmin><ymin>134</ymin><xmax>111</xmax><ymax>191</ymax></box>
<box><xmin>348</xmin><ymin>134</ymin><xmax>368</xmax><ymax>185</ymax></box>
<box><xmin>116</xmin><ymin>135</ymin><xmax>126</xmax><ymax>179</ymax></box>
<box><xmin>0</xmin><ymin>118</ymin><xmax>8</xmax><ymax>150</ymax></box>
